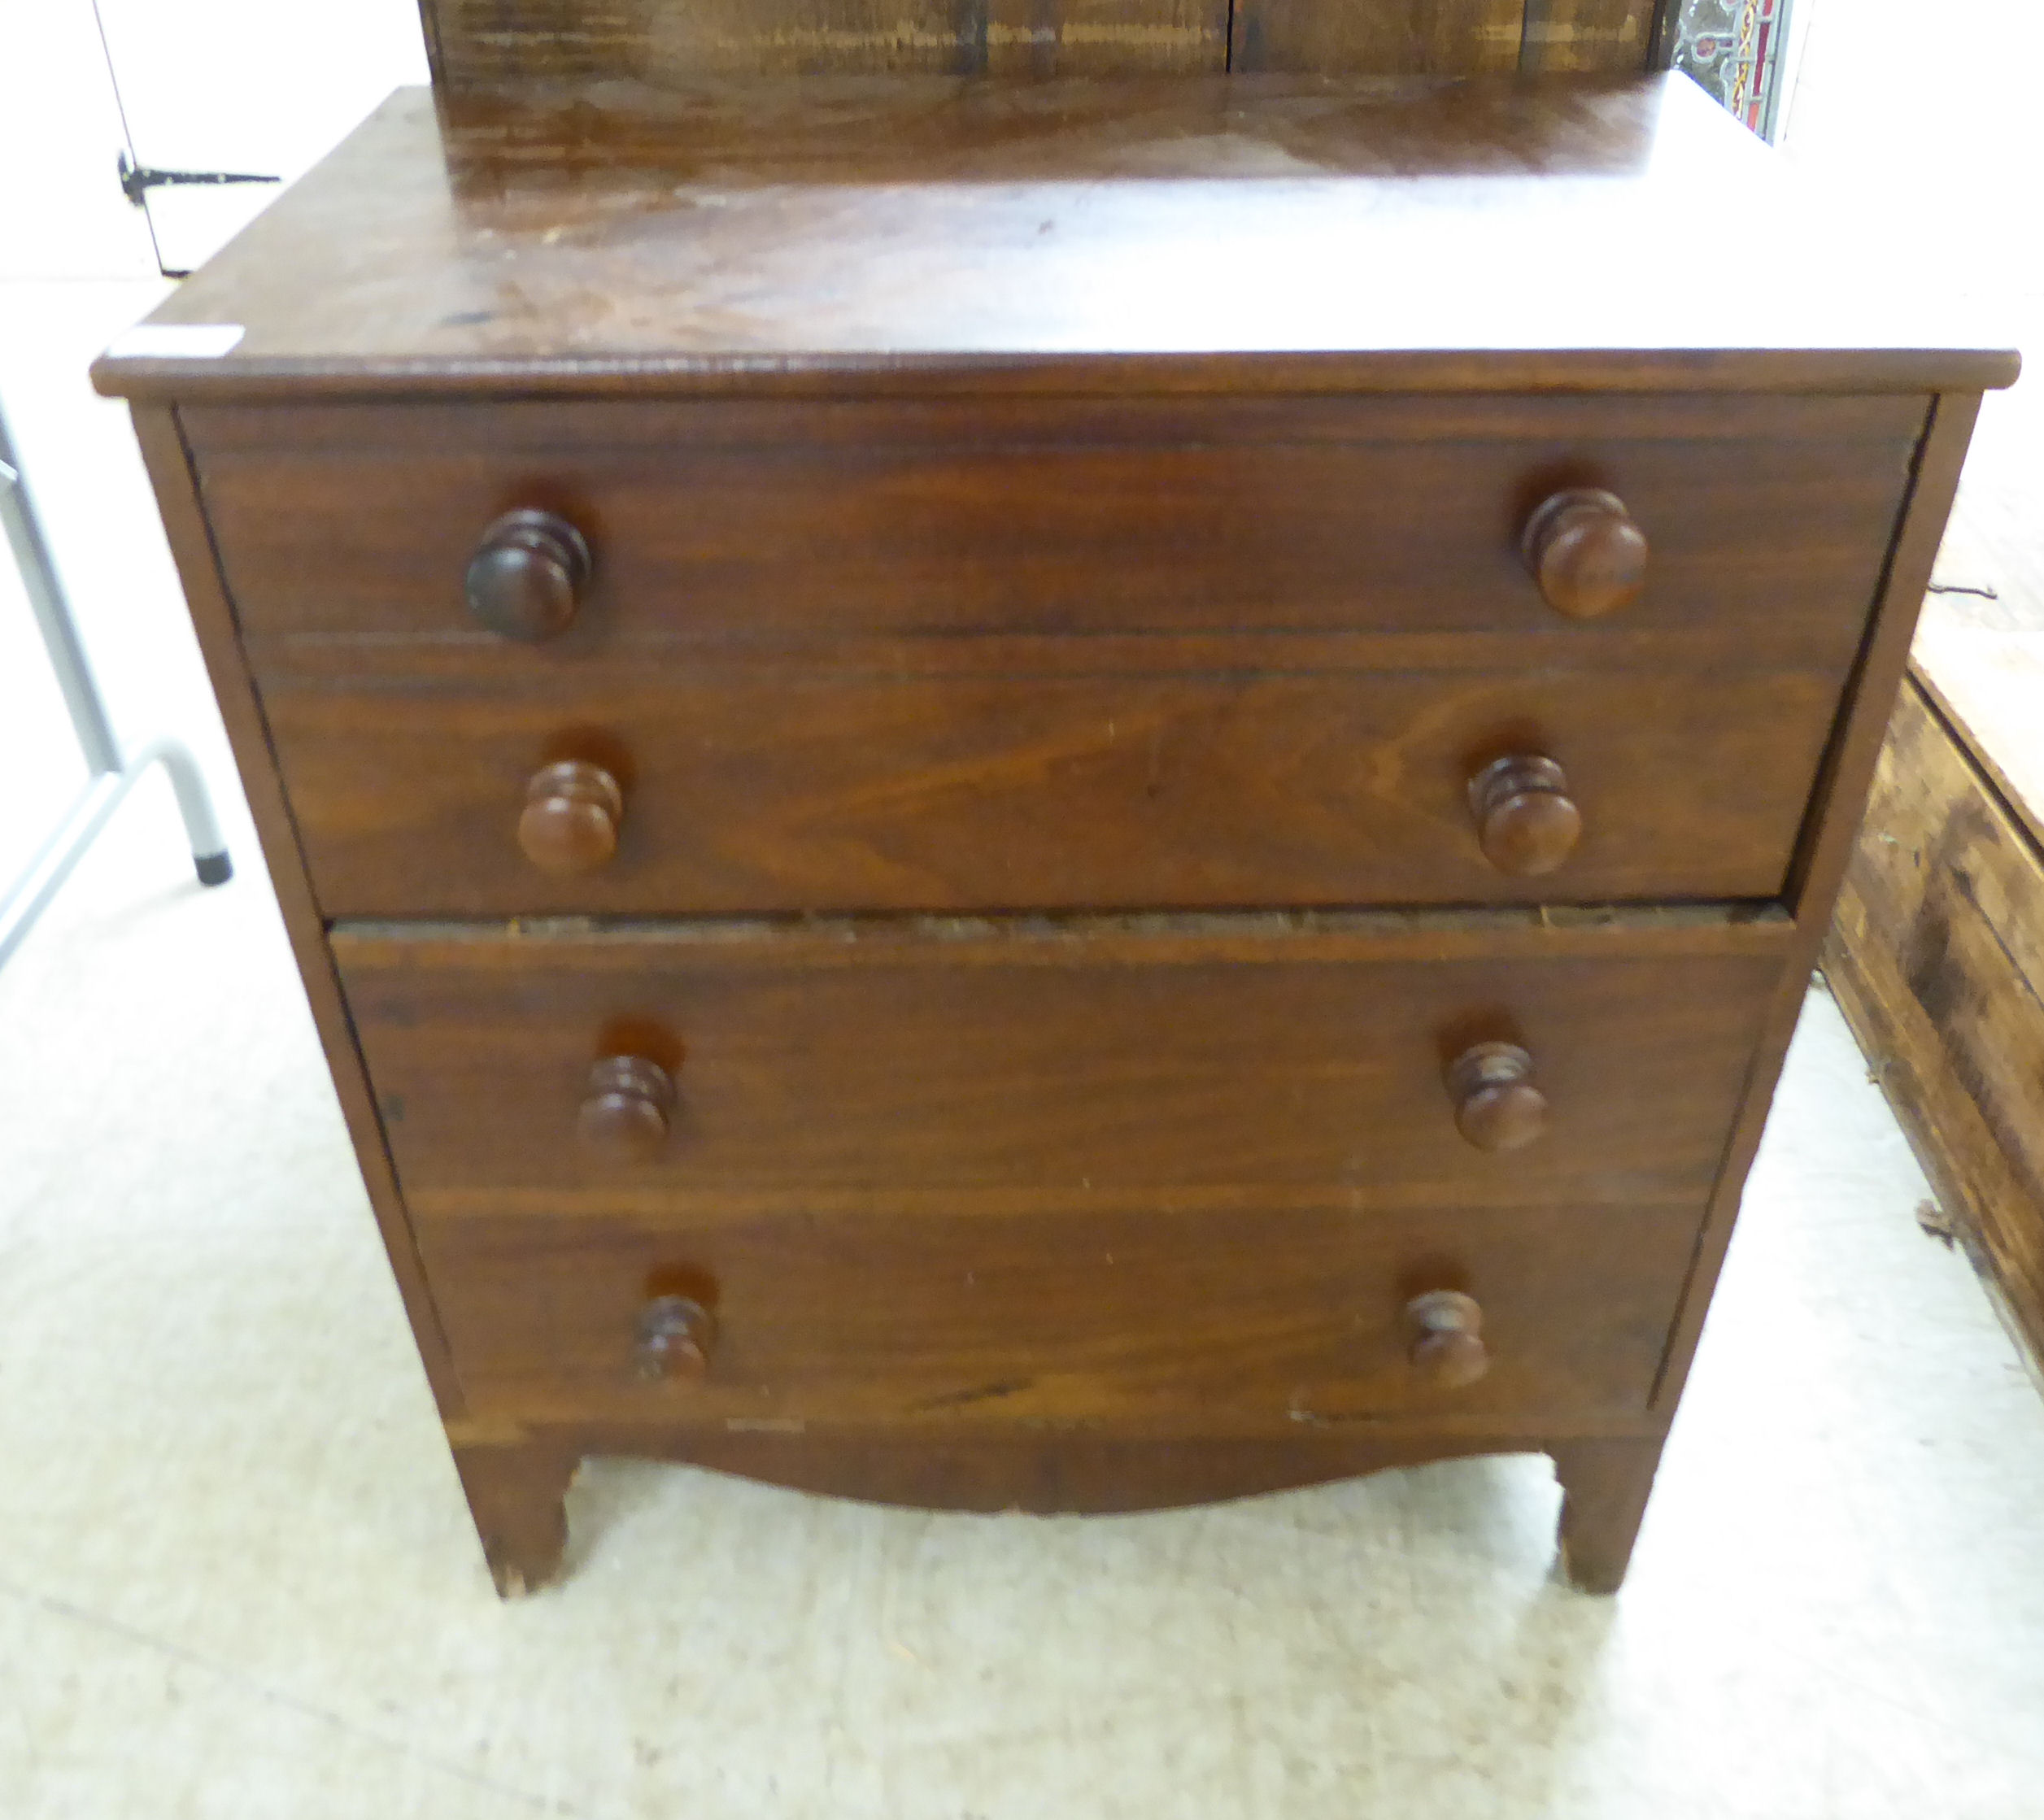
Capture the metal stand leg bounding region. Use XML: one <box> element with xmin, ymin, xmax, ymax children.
<box><xmin>0</xmin><ymin>399</ymin><xmax>230</xmax><ymax>973</ymax></box>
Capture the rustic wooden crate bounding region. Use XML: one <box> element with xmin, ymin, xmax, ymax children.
<box><xmin>1823</xmin><ymin>666</ymin><xmax>2044</xmax><ymax>1372</ymax></box>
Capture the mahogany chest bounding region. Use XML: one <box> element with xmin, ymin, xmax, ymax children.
<box><xmin>96</xmin><ymin>72</ymin><xmax>2015</xmax><ymax>1593</ymax></box>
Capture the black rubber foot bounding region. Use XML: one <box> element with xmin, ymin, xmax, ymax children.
<box><xmin>194</xmin><ymin>851</ymin><xmax>233</xmax><ymax>886</ymax></box>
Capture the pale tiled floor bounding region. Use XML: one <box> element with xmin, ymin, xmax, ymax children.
<box><xmin>5</xmin><ymin>7</ymin><xmax>2044</xmax><ymax>1818</ymax></box>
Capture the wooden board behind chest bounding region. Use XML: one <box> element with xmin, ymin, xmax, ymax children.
<box><xmin>417</xmin><ymin>0</ymin><xmax>1663</xmax><ymax>83</ymax></box>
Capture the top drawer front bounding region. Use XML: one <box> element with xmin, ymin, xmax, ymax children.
<box><xmin>188</xmin><ymin>394</ymin><xmax>1921</xmax><ymax>655</ymax></box>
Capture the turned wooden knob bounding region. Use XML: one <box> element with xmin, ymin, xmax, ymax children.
<box><xmin>577</xmin><ymin>1055</ymin><xmax>675</xmax><ymax>1164</ymax></box>
<box><xmin>464</xmin><ymin>508</ymin><xmax>591</xmax><ymax>641</ymax></box>
<box><xmin>518</xmin><ymin>760</ymin><xmax>622</xmax><ymax>875</ymax></box>
<box><xmin>1522</xmin><ymin>488</ymin><xmax>1648</xmax><ymax>620</ymax></box>
<box><xmin>1406</xmin><ymin>1290</ymin><xmax>1489</xmax><ymax>1389</ymax></box>
<box><xmin>1449</xmin><ymin>1040</ymin><xmax>1549</xmax><ymax>1152</ymax></box>
<box><xmin>635</xmin><ymin>1294</ymin><xmax>715</xmax><ymax>1380</ymax></box>
<box><xmin>1469</xmin><ymin>753</ymin><xmax>1581</xmax><ymax>876</ymax></box>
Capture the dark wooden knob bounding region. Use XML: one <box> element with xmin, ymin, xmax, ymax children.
<box><xmin>577</xmin><ymin>1055</ymin><xmax>675</xmax><ymax>1164</ymax></box>
<box><xmin>1522</xmin><ymin>488</ymin><xmax>1648</xmax><ymax>620</ymax></box>
<box><xmin>1469</xmin><ymin>753</ymin><xmax>1581</xmax><ymax>876</ymax></box>
<box><xmin>635</xmin><ymin>1294</ymin><xmax>715</xmax><ymax>1380</ymax></box>
<box><xmin>464</xmin><ymin>508</ymin><xmax>591</xmax><ymax>641</ymax></box>
<box><xmin>1406</xmin><ymin>1290</ymin><xmax>1489</xmax><ymax>1389</ymax></box>
<box><xmin>1449</xmin><ymin>1041</ymin><xmax>1549</xmax><ymax>1152</ymax></box>
<box><xmin>518</xmin><ymin>760</ymin><xmax>622</xmax><ymax>875</ymax></box>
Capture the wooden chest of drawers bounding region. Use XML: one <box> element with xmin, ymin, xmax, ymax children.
<box><xmin>97</xmin><ymin>73</ymin><xmax>2015</xmax><ymax>1595</ymax></box>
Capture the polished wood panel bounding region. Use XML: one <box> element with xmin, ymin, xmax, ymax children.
<box><xmin>1231</xmin><ymin>0</ymin><xmax>1524</xmax><ymax>75</ymax></box>
<box><xmin>191</xmin><ymin>403</ymin><xmax>1916</xmax><ymax>652</ymax></box>
<box><xmin>417</xmin><ymin>1199</ymin><xmax>1702</xmax><ymax>1426</ymax></box>
<box><xmin>333</xmin><ymin>912</ymin><xmax>1788</xmax><ymax>1208</ymax></box>
<box><xmin>259</xmin><ymin>658</ymin><xmax>1849</xmax><ymax>914</ymax></box>
<box><xmin>90</xmin><ymin>80</ymin><xmax>2017</xmax><ymax>404</ymax></box>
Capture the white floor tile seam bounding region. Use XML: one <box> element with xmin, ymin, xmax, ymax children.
<box><xmin>0</xmin><ymin>1572</ymin><xmax>594</xmax><ymax>1819</ymax></box>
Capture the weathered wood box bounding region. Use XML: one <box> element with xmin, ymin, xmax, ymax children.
<box><xmin>1824</xmin><ymin>638</ymin><xmax>2044</xmax><ymax>1371</ymax></box>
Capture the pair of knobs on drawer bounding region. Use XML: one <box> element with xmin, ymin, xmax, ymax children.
<box><xmin>576</xmin><ymin>1040</ymin><xmax>1545</xmax><ymax>1166</ymax></box>
<box><xmin>520</xmin><ymin>752</ymin><xmax>1583</xmax><ymax>878</ymax></box>
<box><xmin>628</xmin><ymin>1288</ymin><xmax>1486</xmax><ymax>1389</ymax></box>
<box><xmin>464</xmin><ymin>490</ymin><xmax>1650</xmax><ymax>642</ymax></box>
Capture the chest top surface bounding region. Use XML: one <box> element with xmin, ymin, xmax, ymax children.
<box><xmin>93</xmin><ymin>73</ymin><xmax>2016</xmax><ymax>403</ymax></box>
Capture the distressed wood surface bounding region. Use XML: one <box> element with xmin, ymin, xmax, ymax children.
<box><xmin>1823</xmin><ymin>676</ymin><xmax>2044</xmax><ymax>1370</ymax></box>
<box><xmin>92</xmin><ymin>78</ymin><xmax>2016</xmax><ymax>405</ymax></box>
<box><xmin>1913</xmin><ymin>615</ymin><xmax>2044</xmax><ymax>852</ymax></box>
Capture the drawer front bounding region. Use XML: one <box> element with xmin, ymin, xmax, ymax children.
<box><xmin>334</xmin><ymin>913</ymin><xmax>1788</xmax><ymax>1211</ymax></box>
<box><xmin>268</xmin><ymin>658</ymin><xmax>1844</xmax><ymax>915</ymax></box>
<box><xmin>416</xmin><ymin>1200</ymin><xmax>1703</xmax><ymax>1426</ymax></box>
<box><xmin>191</xmin><ymin>394</ymin><xmax>1919</xmax><ymax>653</ymax></box>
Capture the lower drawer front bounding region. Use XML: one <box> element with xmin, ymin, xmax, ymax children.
<box><xmin>418</xmin><ymin>1203</ymin><xmax>1702</xmax><ymax>1428</ymax></box>
<box><xmin>335</xmin><ymin>913</ymin><xmax>1788</xmax><ymax>1209</ymax></box>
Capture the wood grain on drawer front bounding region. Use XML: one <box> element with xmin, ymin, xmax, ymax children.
<box><xmin>263</xmin><ymin>653</ymin><xmax>1846</xmax><ymax>915</ymax></box>
<box><xmin>333</xmin><ymin>909</ymin><xmax>1790</xmax><ymax>1213</ymax></box>
<box><xmin>186</xmin><ymin>394</ymin><xmax>1920</xmax><ymax>655</ymax></box>
<box><xmin>415</xmin><ymin>1200</ymin><xmax>1702</xmax><ymax>1428</ymax></box>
